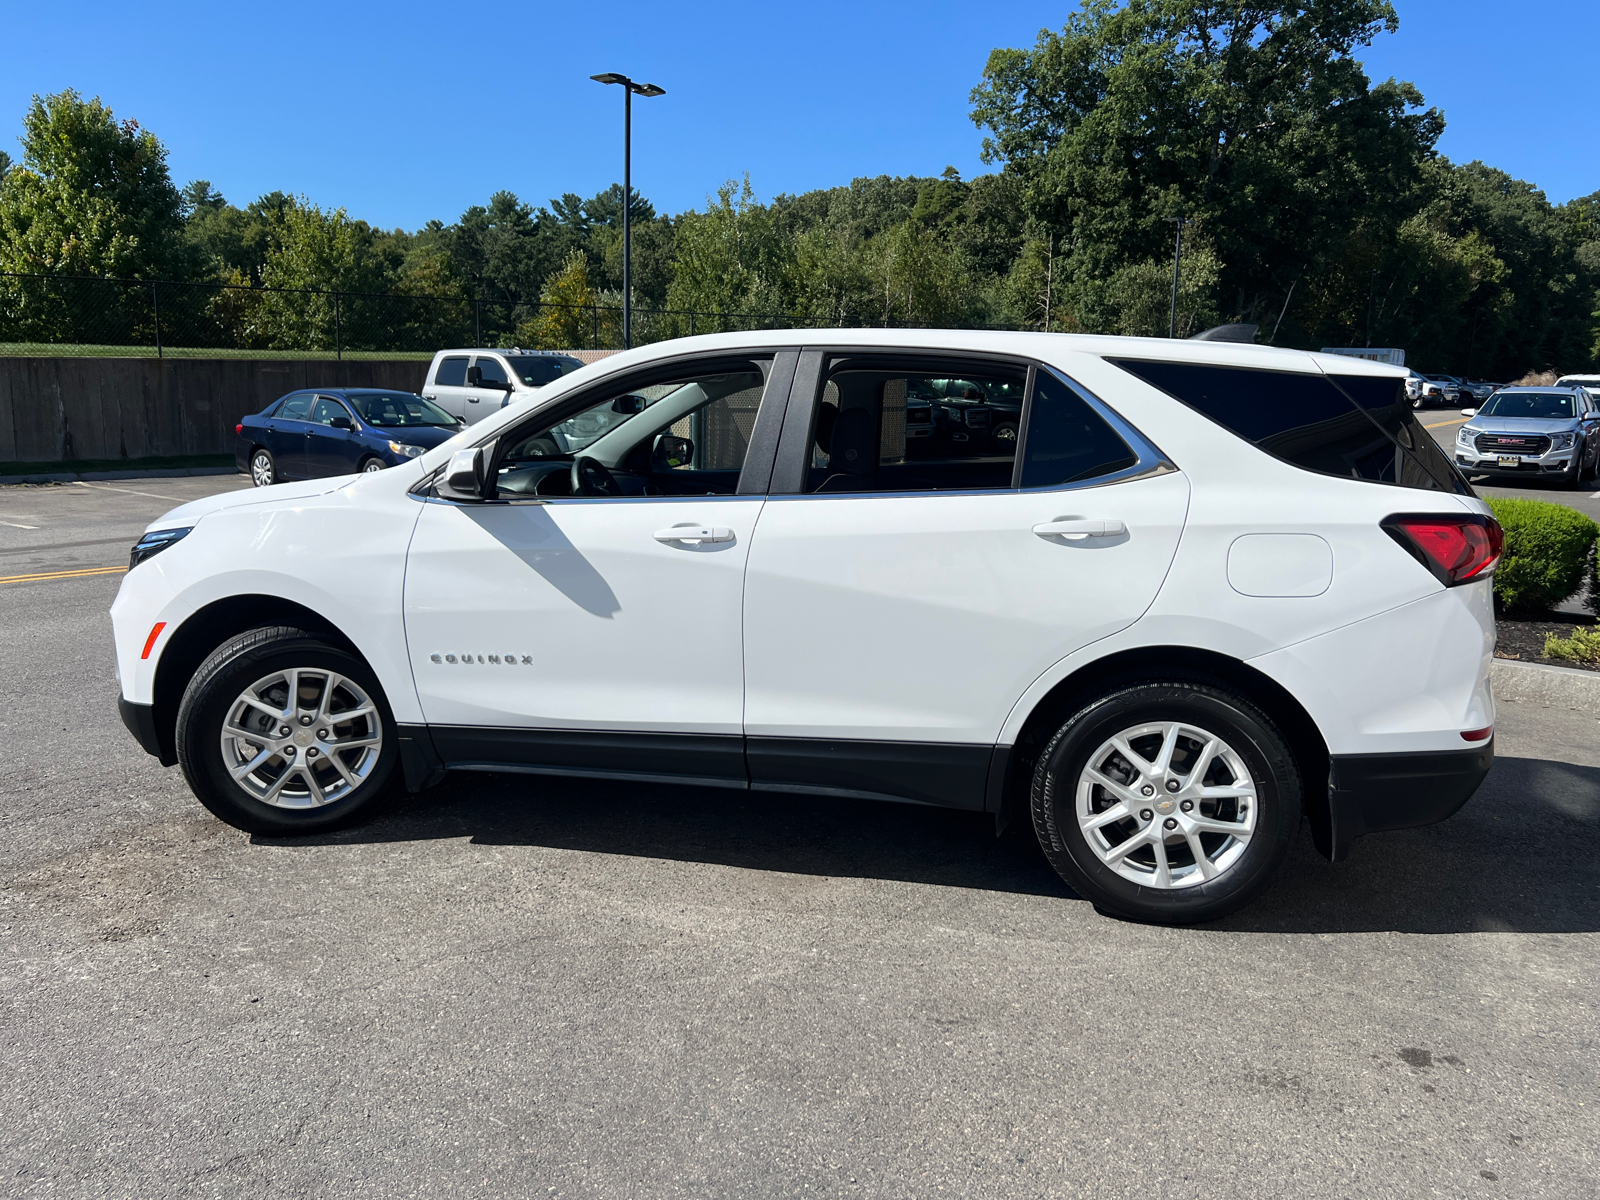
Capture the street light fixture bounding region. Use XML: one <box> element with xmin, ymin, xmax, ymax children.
<box><xmin>591</xmin><ymin>72</ymin><xmax>666</xmax><ymax>351</ymax></box>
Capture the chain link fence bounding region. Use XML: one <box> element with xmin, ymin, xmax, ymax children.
<box><xmin>0</xmin><ymin>272</ymin><xmax>964</xmax><ymax>360</ymax></box>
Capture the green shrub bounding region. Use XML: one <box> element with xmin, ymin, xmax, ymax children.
<box><xmin>1543</xmin><ymin>626</ymin><xmax>1600</xmax><ymax>664</ymax></box>
<box><xmin>1484</xmin><ymin>498</ymin><xmax>1599</xmax><ymax>613</ymax></box>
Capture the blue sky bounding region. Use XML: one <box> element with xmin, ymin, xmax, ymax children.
<box><xmin>2</xmin><ymin>0</ymin><xmax>1595</xmax><ymax>229</ymax></box>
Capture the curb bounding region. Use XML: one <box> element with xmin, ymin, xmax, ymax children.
<box><xmin>0</xmin><ymin>467</ymin><xmax>239</xmax><ymax>485</ymax></box>
<box><xmin>1491</xmin><ymin>658</ymin><xmax>1600</xmax><ymax>711</ymax></box>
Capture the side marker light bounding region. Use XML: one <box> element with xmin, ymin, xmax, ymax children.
<box><xmin>141</xmin><ymin>622</ymin><xmax>167</xmax><ymax>660</ymax></box>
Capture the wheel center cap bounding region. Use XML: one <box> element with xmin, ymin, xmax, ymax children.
<box><xmin>294</xmin><ymin>730</ymin><xmax>313</xmax><ymax>747</ymax></box>
<box><xmin>1155</xmin><ymin>798</ymin><xmax>1177</xmax><ymax>815</ymax></box>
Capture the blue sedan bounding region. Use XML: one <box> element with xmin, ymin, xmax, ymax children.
<box><xmin>235</xmin><ymin>389</ymin><xmax>463</xmax><ymax>486</ymax></box>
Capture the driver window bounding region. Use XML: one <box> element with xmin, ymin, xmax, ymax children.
<box><xmin>493</xmin><ymin>363</ymin><xmax>769</xmax><ymax>500</ymax></box>
<box><xmin>473</xmin><ymin>356</ymin><xmax>509</xmax><ymax>388</ymax></box>
<box><xmin>310</xmin><ymin>397</ymin><xmax>349</xmax><ymax>426</ymax></box>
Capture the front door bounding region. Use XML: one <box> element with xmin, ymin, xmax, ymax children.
<box><xmin>741</xmin><ymin>353</ymin><xmax>1190</xmax><ymax>809</ymax></box>
<box><xmin>427</xmin><ymin>355</ymin><xmax>472</xmax><ymax>422</ymax></box>
<box><xmin>304</xmin><ymin>395</ymin><xmax>364</xmax><ymax>477</ymax></box>
<box><xmin>404</xmin><ymin>352</ymin><xmax>791</xmax><ymax>786</ymax></box>
<box><xmin>462</xmin><ymin>355</ymin><xmax>511</xmax><ymax>423</ymax></box>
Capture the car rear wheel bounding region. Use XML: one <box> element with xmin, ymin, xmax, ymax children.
<box><xmin>250</xmin><ymin>449</ymin><xmax>276</xmax><ymax>486</ymax></box>
<box><xmin>359</xmin><ymin>457</ymin><xmax>386</xmax><ymax>474</ymax></box>
<box><xmin>175</xmin><ymin>626</ymin><xmax>400</xmax><ymax>835</ymax></box>
<box><xmin>1030</xmin><ymin>680</ymin><xmax>1301</xmax><ymax>924</ymax></box>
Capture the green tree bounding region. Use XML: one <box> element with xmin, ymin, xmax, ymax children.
<box><xmin>0</xmin><ymin>90</ymin><xmax>202</xmax><ymax>342</ymax></box>
<box><xmin>250</xmin><ymin>198</ymin><xmax>385</xmax><ymax>350</ymax></box>
<box><xmin>523</xmin><ymin>250</ymin><xmax>614</xmax><ymax>349</ymax></box>
<box><xmin>666</xmin><ymin>177</ymin><xmax>792</xmax><ymax>331</ymax></box>
<box><xmin>970</xmin><ymin>0</ymin><xmax>1441</xmax><ymax>334</ymax></box>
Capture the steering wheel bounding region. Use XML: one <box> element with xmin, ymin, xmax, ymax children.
<box><xmin>571</xmin><ymin>455</ymin><xmax>624</xmax><ymax>497</ymax></box>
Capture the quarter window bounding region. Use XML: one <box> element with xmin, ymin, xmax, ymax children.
<box><xmin>278</xmin><ymin>394</ymin><xmax>313</xmax><ymax>420</ymax></box>
<box><xmin>1112</xmin><ymin>360</ymin><xmax>1468</xmax><ymax>494</ymax></box>
<box><xmin>1020</xmin><ymin>371</ymin><xmax>1138</xmax><ymax>488</ymax></box>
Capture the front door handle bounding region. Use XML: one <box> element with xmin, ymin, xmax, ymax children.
<box><xmin>1033</xmin><ymin>518</ymin><xmax>1127</xmax><ymax>540</ymax></box>
<box><xmin>654</xmin><ymin>526</ymin><xmax>734</xmax><ymax>545</ymax></box>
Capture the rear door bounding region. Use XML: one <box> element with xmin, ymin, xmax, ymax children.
<box><xmin>740</xmin><ymin>350</ymin><xmax>1189</xmax><ymax>809</ymax></box>
<box><xmin>265</xmin><ymin>393</ymin><xmax>315</xmax><ymax>477</ymax></box>
<box><xmin>427</xmin><ymin>355</ymin><xmax>473</xmax><ymax>422</ymax></box>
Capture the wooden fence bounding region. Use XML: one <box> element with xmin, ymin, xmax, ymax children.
<box><xmin>0</xmin><ymin>357</ymin><xmax>429</xmax><ymax>462</ymax></box>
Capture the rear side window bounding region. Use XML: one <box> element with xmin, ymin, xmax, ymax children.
<box><xmin>1112</xmin><ymin>361</ymin><xmax>1468</xmax><ymax>494</ymax></box>
<box><xmin>278</xmin><ymin>394</ymin><xmax>313</xmax><ymax>419</ymax></box>
<box><xmin>434</xmin><ymin>356</ymin><xmax>468</xmax><ymax>387</ymax></box>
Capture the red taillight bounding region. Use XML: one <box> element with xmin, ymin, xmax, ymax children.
<box><xmin>235</xmin><ymin>423</ymin><xmax>244</xmax><ymax>434</ymax></box>
<box><xmin>1382</xmin><ymin>514</ymin><xmax>1502</xmax><ymax>586</ymax></box>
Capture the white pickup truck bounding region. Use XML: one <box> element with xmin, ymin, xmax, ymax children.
<box><xmin>421</xmin><ymin>349</ymin><xmax>587</xmax><ymax>425</ymax></box>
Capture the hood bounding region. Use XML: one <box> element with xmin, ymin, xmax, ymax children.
<box><xmin>143</xmin><ymin>476</ymin><xmax>353</xmax><ymax>533</ymax></box>
<box><xmin>366</xmin><ymin>423</ymin><xmax>459</xmax><ymax>448</ymax></box>
<box><xmin>1467</xmin><ymin>416</ymin><xmax>1579</xmax><ymax>435</ymax></box>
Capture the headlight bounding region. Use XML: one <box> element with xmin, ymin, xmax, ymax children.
<box><xmin>130</xmin><ymin>527</ymin><xmax>192</xmax><ymax>569</ymax></box>
<box><xmin>388</xmin><ymin>441</ymin><xmax>426</xmax><ymax>458</ymax></box>
<box><xmin>1549</xmin><ymin>432</ymin><xmax>1576</xmax><ymax>451</ymax></box>
<box><xmin>1457</xmin><ymin>426</ymin><xmax>1477</xmax><ymax>442</ymax></box>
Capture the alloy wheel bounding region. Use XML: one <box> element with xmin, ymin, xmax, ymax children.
<box><xmin>362</xmin><ymin>459</ymin><xmax>386</xmax><ymax>473</ymax></box>
<box><xmin>1075</xmin><ymin>720</ymin><xmax>1257</xmax><ymax>889</ymax></box>
<box><xmin>251</xmin><ymin>452</ymin><xmax>273</xmax><ymax>486</ymax></box>
<box><xmin>219</xmin><ymin>668</ymin><xmax>383</xmax><ymax>808</ymax></box>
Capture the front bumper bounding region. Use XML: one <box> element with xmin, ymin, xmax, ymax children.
<box><xmin>1319</xmin><ymin>739</ymin><xmax>1493</xmax><ymax>862</ymax></box>
<box><xmin>118</xmin><ymin>697</ymin><xmax>175</xmax><ymax>765</ymax></box>
<box><xmin>1455</xmin><ymin>451</ymin><xmax>1577</xmax><ymax>480</ymax></box>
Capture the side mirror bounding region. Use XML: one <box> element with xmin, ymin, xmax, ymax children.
<box><xmin>652</xmin><ymin>433</ymin><xmax>694</xmax><ymax>470</ymax></box>
<box><xmin>330</xmin><ymin>416</ymin><xmax>353</xmax><ymax>430</ymax></box>
<box><xmin>1461</xmin><ymin>408</ymin><xmax>1476</xmax><ymax>418</ymax></box>
<box><xmin>612</xmin><ymin>394</ymin><xmax>646</xmax><ymax>415</ymax></box>
<box><xmin>437</xmin><ymin>447</ymin><xmax>489</xmax><ymax>501</ymax></box>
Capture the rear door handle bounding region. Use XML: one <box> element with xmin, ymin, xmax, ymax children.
<box><xmin>1033</xmin><ymin>519</ymin><xmax>1126</xmax><ymax>540</ymax></box>
<box><xmin>654</xmin><ymin>526</ymin><xmax>734</xmax><ymax>545</ymax></box>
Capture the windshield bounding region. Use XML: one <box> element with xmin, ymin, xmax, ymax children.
<box><xmin>508</xmin><ymin>356</ymin><xmax>582</xmax><ymax>387</ymax></box>
<box><xmin>348</xmin><ymin>392</ymin><xmax>458</xmax><ymax>427</ymax></box>
<box><xmin>1479</xmin><ymin>392</ymin><xmax>1576</xmax><ymax>420</ymax></box>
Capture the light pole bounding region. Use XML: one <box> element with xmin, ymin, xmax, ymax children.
<box><xmin>591</xmin><ymin>72</ymin><xmax>665</xmax><ymax>350</ymax></box>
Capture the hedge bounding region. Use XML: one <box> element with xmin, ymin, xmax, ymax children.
<box><xmin>1485</xmin><ymin>498</ymin><xmax>1600</xmax><ymax>613</ymax></box>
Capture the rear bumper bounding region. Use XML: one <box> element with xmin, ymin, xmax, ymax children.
<box><xmin>1319</xmin><ymin>739</ymin><xmax>1493</xmax><ymax>862</ymax></box>
<box><xmin>118</xmin><ymin>697</ymin><xmax>174</xmax><ymax>766</ymax></box>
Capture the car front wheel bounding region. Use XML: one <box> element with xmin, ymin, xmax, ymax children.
<box><xmin>250</xmin><ymin>449</ymin><xmax>276</xmax><ymax>486</ymax></box>
<box><xmin>175</xmin><ymin>626</ymin><xmax>399</xmax><ymax>835</ymax></box>
<box><xmin>359</xmin><ymin>456</ymin><xmax>387</xmax><ymax>474</ymax></box>
<box><xmin>1030</xmin><ymin>680</ymin><xmax>1301</xmax><ymax>924</ymax></box>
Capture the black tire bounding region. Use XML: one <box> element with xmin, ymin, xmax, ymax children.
<box><xmin>359</xmin><ymin>456</ymin><xmax>387</xmax><ymax>474</ymax></box>
<box><xmin>250</xmin><ymin>448</ymin><xmax>276</xmax><ymax>487</ymax></box>
<box><xmin>1030</xmin><ymin>680</ymin><xmax>1302</xmax><ymax>924</ymax></box>
<box><xmin>175</xmin><ymin>625</ymin><xmax>400</xmax><ymax>835</ymax></box>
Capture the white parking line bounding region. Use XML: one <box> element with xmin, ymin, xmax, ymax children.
<box><xmin>0</xmin><ymin>519</ymin><xmax>40</xmax><ymax>529</ymax></box>
<box><xmin>71</xmin><ymin>481</ymin><xmax>185</xmax><ymax>502</ymax></box>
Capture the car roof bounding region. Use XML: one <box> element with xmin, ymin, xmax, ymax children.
<box><xmin>1492</xmin><ymin>386</ymin><xmax>1579</xmax><ymax>394</ymax></box>
<box><xmin>570</xmin><ymin>328</ymin><xmax>1409</xmax><ymax>380</ymax></box>
<box><xmin>436</xmin><ymin>348</ymin><xmax>581</xmax><ymax>358</ymax></box>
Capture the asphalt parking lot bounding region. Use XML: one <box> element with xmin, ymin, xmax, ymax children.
<box><xmin>2</xmin><ymin>474</ymin><xmax>1597</xmax><ymax>1199</ymax></box>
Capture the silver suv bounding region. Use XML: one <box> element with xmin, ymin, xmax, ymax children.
<box><xmin>1455</xmin><ymin>386</ymin><xmax>1600</xmax><ymax>489</ymax></box>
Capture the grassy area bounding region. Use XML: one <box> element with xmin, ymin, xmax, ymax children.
<box><xmin>0</xmin><ymin>454</ymin><xmax>235</xmax><ymax>476</ymax></box>
<box><xmin>0</xmin><ymin>343</ymin><xmax>434</xmax><ymax>361</ymax></box>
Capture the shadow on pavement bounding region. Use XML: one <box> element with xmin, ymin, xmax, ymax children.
<box><xmin>282</xmin><ymin>754</ymin><xmax>1599</xmax><ymax>935</ymax></box>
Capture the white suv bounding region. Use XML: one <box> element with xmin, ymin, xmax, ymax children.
<box><xmin>421</xmin><ymin>349</ymin><xmax>586</xmax><ymax>425</ymax></box>
<box><xmin>111</xmin><ymin>331</ymin><xmax>1500</xmax><ymax>924</ymax></box>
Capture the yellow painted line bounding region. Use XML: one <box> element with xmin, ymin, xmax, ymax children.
<box><xmin>1423</xmin><ymin>416</ymin><xmax>1470</xmax><ymax>429</ymax></box>
<box><xmin>0</xmin><ymin>565</ymin><xmax>128</xmax><ymax>585</ymax></box>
